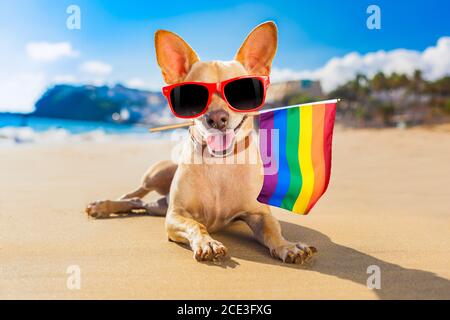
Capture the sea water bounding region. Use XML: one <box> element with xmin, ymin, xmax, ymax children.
<box><xmin>0</xmin><ymin>113</ymin><xmax>168</xmax><ymax>145</ymax></box>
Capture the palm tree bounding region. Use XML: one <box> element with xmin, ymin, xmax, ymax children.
<box><xmin>411</xmin><ymin>70</ymin><xmax>424</xmax><ymax>93</ymax></box>
<box><xmin>388</xmin><ymin>72</ymin><xmax>409</xmax><ymax>89</ymax></box>
<box><xmin>371</xmin><ymin>71</ymin><xmax>388</xmax><ymax>91</ymax></box>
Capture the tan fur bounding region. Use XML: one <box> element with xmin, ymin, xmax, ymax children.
<box><xmin>86</xmin><ymin>22</ymin><xmax>316</xmax><ymax>264</ymax></box>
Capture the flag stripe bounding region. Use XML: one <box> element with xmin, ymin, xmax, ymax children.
<box><xmin>292</xmin><ymin>105</ymin><xmax>315</xmax><ymax>213</ymax></box>
<box><xmin>257</xmin><ymin>112</ymin><xmax>278</xmax><ymax>204</ymax></box>
<box><xmin>267</xmin><ymin>109</ymin><xmax>290</xmax><ymax>207</ymax></box>
<box><xmin>305</xmin><ymin>104</ymin><xmax>326</xmax><ymax>213</ymax></box>
<box><xmin>256</xmin><ymin>102</ymin><xmax>337</xmax><ymax>215</ymax></box>
<box><xmin>281</xmin><ymin>107</ymin><xmax>302</xmax><ymax>210</ymax></box>
<box><xmin>322</xmin><ymin>103</ymin><xmax>336</xmax><ymax>194</ymax></box>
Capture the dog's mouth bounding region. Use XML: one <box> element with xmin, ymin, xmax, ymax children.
<box><xmin>204</xmin><ymin>116</ymin><xmax>247</xmax><ymax>157</ymax></box>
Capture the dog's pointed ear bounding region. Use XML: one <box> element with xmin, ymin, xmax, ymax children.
<box><xmin>155</xmin><ymin>30</ymin><xmax>199</xmax><ymax>84</ymax></box>
<box><xmin>235</xmin><ymin>21</ymin><xmax>278</xmax><ymax>76</ymax></box>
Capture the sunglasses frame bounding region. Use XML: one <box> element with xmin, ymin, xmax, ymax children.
<box><xmin>162</xmin><ymin>75</ymin><xmax>270</xmax><ymax>119</ymax></box>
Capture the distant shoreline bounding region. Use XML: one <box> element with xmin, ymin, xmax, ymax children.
<box><xmin>0</xmin><ymin>112</ymin><xmax>150</xmax><ymax>126</ymax></box>
<box><xmin>0</xmin><ymin>113</ymin><xmax>174</xmax><ymax>145</ymax></box>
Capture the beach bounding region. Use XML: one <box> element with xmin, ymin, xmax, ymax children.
<box><xmin>1</xmin><ymin>126</ymin><xmax>450</xmax><ymax>300</ymax></box>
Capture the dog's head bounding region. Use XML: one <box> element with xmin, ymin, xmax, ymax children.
<box><xmin>155</xmin><ymin>22</ymin><xmax>277</xmax><ymax>156</ymax></box>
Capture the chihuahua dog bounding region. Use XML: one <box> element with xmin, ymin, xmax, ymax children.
<box><xmin>86</xmin><ymin>22</ymin><xmax>316</xmax><ymax>264</ymax></box>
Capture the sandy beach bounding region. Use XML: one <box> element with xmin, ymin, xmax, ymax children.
<box><xmin>1</xmin><ymin>127</ymin><xmax>450</xmax><ymax>300</ymax></box>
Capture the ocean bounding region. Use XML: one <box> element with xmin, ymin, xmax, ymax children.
<box><xmin>0</xmin><ymin>113</ymin><xmax>168</xmax><ymax>145</ymax></box>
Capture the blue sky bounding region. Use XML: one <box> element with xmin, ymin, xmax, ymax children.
<box><xmin>0</xmin><ymin>0</ymin><xmax>449</xmax><ymax>112</ymax></box>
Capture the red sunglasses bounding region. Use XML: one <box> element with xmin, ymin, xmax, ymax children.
<box><xmin>162</xmin><ymin>75</ymin><xmax>270</xmax><ymax>119</ymax></box>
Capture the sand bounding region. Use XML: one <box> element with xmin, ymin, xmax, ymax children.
<box><xmin>1</xmin><ymin>127</ymin><xmax>450</xmax><ymax>300</ymax></box>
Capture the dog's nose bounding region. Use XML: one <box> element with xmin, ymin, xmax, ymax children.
<box><xmin>205</xmin><ymin>110</ymin><xmax>229</xmax><ymax>130</ymax></box>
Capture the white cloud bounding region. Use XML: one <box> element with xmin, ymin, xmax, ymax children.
<box><xmin>422</xmin><ymin>37</ymin><xmax>450</xmax><ymax>79</ymax></box>
<box><xmin>79</xmin><ymin>61</ymin><xmax>113</xmax><ymax>77</ymax></box>
<box><xmin>0</xmin><ymin>73</ymin><xmax>47</xmax><ymax>112</ymax></box>
<box><xmin>52</xmin><ymin>74</ymin><xmax>77</xmax><ymax>84</ymax></box>
<box><xmin>125</xmin><ymin>77</ymin><xmax>150</xmax><ymax>90</ymax></box>
<box><xmin>26</xmin><ymin>42</ymin><xmax>79</xmax><ymax>62</ymax></box>
<box><xmin>272</xmin><ymin>36</ymin><xmax>450</xmax><ymax>92</ymax></box>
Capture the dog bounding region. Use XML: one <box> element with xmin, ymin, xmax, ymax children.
<box><xmin>86</xmin><ymin>21</ymin><xmax>316</xmax><ymax>264</ymax></box>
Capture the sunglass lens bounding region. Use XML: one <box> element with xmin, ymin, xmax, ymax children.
<box><xmin>224</xmin><ymin>78</ymin><xmax>264</xmax><ymax>111</ymax></box>
<box><xmin>169</xmin><ymin>84</ymin><xmax>209</xmax><ymax>117</ymax></box>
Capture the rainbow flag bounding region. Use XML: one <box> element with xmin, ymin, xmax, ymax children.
<box><xmin>257</xmin><ymin>100</ymin><xmax>337</xmax><ymax>215</ymax></box>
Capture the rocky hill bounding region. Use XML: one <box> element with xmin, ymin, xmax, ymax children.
<box><xmin>33</xmin><ymin>84</ymin><xmax>171</xmax><ymax>125</ymax></box>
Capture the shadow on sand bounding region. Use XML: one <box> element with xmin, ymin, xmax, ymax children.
<box><xmin>102</xmin><ymin>213</ymin><xmax>450</xmax><ymax>299</ymax></box>
<box><xmin>213</xmin><ymin>221</ymin><xmax>450</xmax><ymax>300</ymax></box>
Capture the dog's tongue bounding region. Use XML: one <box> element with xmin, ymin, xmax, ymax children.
<box><xmin>206</xmin><ymin>130</ymin><xmax>235</xmax><ymax>153</ymax></box>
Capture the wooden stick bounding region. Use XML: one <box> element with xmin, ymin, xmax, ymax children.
<box><xmin>148</xmin><ymin>98</ymin><xmax>341</xmax><ymax>132</ymax></box>
<box><xmin>148</xmin><ymin>121</ymin><xmax>194</xmax><ymax>132</ymax></box>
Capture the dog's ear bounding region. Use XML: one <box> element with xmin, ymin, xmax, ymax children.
<box><xmin>155</xmin><ymin>30</ymin><xmax>199</xmax><ymax>84</ymax></box>
<box><xmin>235</xmin><ymin>21</ymin><xmax>278</xmax><ymax>76</ymax></box>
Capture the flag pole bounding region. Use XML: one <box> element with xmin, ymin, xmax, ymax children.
<box><xmin>257</xmin><ymin>98</ymin><xmax>340</xmax><ymax>115</ymax></box>
<box><xmin>148</xmin><ymin>98</ymin><xmax>340</xmax><ymax>132</ymax></box>
<box><xmin>148</xmin><ymin>121</ymin><xmax>195</xmax><ymax>132</ymax></box>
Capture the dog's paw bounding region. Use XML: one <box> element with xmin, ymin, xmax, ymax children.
<box><xmin>271</xmin><ymin>242</ymin><xmax>317</xmax><ymax>264</ymax></box>
<box><xmin>192</xmin><ymin>237</ymin><xmax>228</xmax><ymax>262</ymax></box>
<box><xmin>85</xmin><ymin>200</ymin><xmax>113</xmax><ymax>218</ymax></box>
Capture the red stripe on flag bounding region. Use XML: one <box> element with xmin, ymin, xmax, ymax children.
<box><xmin>322</xmin><ymin>103</ymin><xmax>337</xmax><ymax>195</ymax></box>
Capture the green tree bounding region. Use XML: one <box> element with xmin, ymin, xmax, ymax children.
<box><xmin>388</xmin><ymin>72</ymin><xmax>409</xmax><ymax>89</ymax></box>
<box><xmin>370</xmin><ymin>71</ymin><xmax>388</xmax><ymax>91</ymax></box>
<box><xmin>287</xmin><ymin>93</ymin><xmax>318</xmax><ymax>106</ymax></box>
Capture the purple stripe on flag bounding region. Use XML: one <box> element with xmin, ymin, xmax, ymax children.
<box><xmin>257</xmin><ymin>112</ymin><xmax>279</xmax><ymax>204</ymax></box>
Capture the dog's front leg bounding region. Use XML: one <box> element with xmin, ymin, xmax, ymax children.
<box><xmin>166</xmin><ymin>208</ymin><xmax>228</xmax><ymax>261</ymax></box>
<box><xmin>243</xmin><ymin>208</ymin><xmax>317</xmax><ymax>264</ymax></box>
